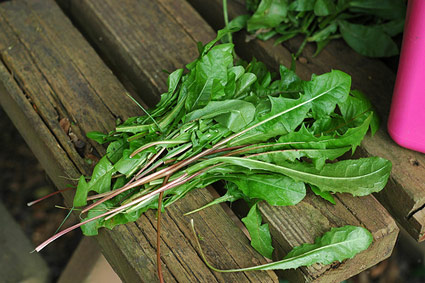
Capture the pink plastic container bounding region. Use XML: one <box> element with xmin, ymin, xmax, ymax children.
<box><xmin>388</xmin><ymin>0</ymin><xmax>425</xmax><ymax>154</ymax></box>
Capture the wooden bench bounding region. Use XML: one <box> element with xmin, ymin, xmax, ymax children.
<box><xmin>188</xmin><ymin>0</ymin><xmax>425</xmax><ymax>243</ymax></box>
<box><xmin>0</xmin><ymin>1</ymin><xmax>276</xmax><ymax>282</ymax></box>
<box><xmin>0</xmin><ymin>0</ymin><xmax>398</xmax><ymax>282</ymax></box>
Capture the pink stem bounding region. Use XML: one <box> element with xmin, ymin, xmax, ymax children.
<box><xmin>27</xmin><ymin>187</ymin><xmax>75</xmax><ymax>207</ymax></box>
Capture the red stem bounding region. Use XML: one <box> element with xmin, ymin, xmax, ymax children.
<box><xmin>35</xmin><ymin>173</ymin><xmax>188</xmax><ymax>252</ymax></box>
<box><xmin>27</xmin><ymin>187</ymin><xmax>75</xmax><ymax>207</ymax></box>
<box><xmin>157</xmin><ymin>176</ymin><xmax>169</xmax><ymax>283</ymax></box>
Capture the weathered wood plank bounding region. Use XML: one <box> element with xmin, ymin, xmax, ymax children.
<box><xmin>190</xmin><ymin>0</ymin><xmax>400</xmax><ymax>281</ymax></box>
<box><xmin>58</xmin><ymin>237</ymin><xmax>121</xmax><ymax>283</ymax></box>
<box><xmin>0</xmin><ymin>0</ymin><xmax>277</xmax><ymax>282</ymax></box>
<box><xmin>60</xmin><ymin>0</ymin><xmax>398</xmax><ymax>281</ymax></box>
<box><xmin>188</xmin><ymin>0</ymin><xmax>425</xmax><ymax>242</ymax></box>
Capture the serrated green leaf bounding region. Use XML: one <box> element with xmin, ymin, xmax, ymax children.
<box><xmin>277</xmin><ymin>113</ymin><xmax>373</xmax><ymax>153</ymax></box>
<box><xmin>250</xmin><ymin>146</ymin><xmax>350</xmax><ymax>169</ymax></box>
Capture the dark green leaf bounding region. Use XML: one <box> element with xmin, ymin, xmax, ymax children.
<box><xmin>308</xmin><ymin>22</ymin><xmax>337</xmax><ymax>42</ymax></box>
<box><xmin>314</xmin><ymin>0</ymin><xmax>336</xmax><ymax>16</ymax></box>
<box><xmin>247</xmin><ymin>0</ymin><xmax>289</xmax><ymax>32</ymax></box>
<box><xmin>305</xmin><ymin>70</ymin><xmax>351</xmax><ymax>119</ymax></box>
<box><xmin>250</xmin><ymin>146</ymin><xmax>350</xmax><ymax>169</ymax></box>
<box><xmin>285</xmin><ymin>120</ymin><xmax>365</xmax><ymax>153</ymax></box>
<box><xmin>289</xmin><ymin>0</ymin><xmax>315</xmax><ymax>11</ymax></box>
<box><xmin>107</xmin><ymin>139</ymin><xmax>127</xmax><ymax>164</ymax></box>
<box><xmin>186</xmin><ymin>44</ymin><xmax>234</xmax><ymax>110</ymax></box>
<box><xmin>339</xmin><ymin>90</ymin><xmax>379</xmax><ymax>135</ymax></box>
<box><xmin>338</xmin><ymin>20</ymin><xmax>399</xmax><ymax>57</ymax></box>
<box><xmin>348</xmin><ymin>0</ymin><xmax>406</xmax><ymax>20</ymax></box>
<box><xmin>225</xmin><ymin>173</ymin><xmax>306</xmax><ymax>206</ymax></box>
<box><xmin>75</xmin><ymin>156</ymin><xmax>116</xmax><ymax>206</ymax></box>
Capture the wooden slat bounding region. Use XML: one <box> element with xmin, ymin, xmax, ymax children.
<box><xmin>59</xmin><ymin>0</ymin><xmax>398</xmax><ymax>282</ymax></box>
<box><xmin>187</xmin><ymin>0</ymin><xmax>425</xmax><ymax>242</ymax></box>
<box><xmin>58</xmin><ymin>237</ymin><xmax>121</xmax><ymax>283</ymax></box>
<box><xmin>0</xmin><ymin>0</ymin><xmax>277</xmax><ymax>282</ymax></box>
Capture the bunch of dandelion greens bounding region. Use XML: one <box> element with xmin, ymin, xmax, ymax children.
<box><xmin>243</xmin><ymin>0</ymin><xmax>405</xmax><ymax>57</ymax></box>
<box><xmin>34</xmin><ymin>22</ymin><xmax>390</xmax><ymax>274</ymax></box>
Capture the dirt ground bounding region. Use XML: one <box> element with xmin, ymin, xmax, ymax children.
<box><xmin>0</xmin><ymin>107</ymin><xmax>81</xmax><ymax>281</ymax></box>
<box><xmin>1</xmin><ymin>106</ymin><xmax>425</xmax><ymax>282</ymax></box>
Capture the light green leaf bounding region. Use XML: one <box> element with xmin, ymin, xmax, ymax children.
<box><xmin>167</xmin><ymin>69</ymin><xmax>184</xmax><ymax>95</ymax></box>
<box><xmin>114</xmin><ymin>149</ymin><xmax>148</xmax><ymax>177</ymax></box>
<box><xmin>311</xmin><ymin>184</ymin><xmax>336</xmax><ymax>204</ymax></box>
<box><xmin>74</xmin><ymin>156</ymin><xmax>116</xmax><ymax>207</ymax></box>
<box><xmin>86</xmin><ymin>131</ymin><xmax>108</xmax><ymax>144</ymax></box>
<box><xmin>242</xmin><ymin>203</ymin><xmax>274</xmax><ymax>259</ymax></box>
<box><xmin>194</xmin><ymin>225</ymin><xmax>372</xmax><ymax>272</ymax></box>
<box><xmin>186</xmin><ymin>44</ymin><xmax>234</xmax><ymax>110</ymax></box>
<box><xmin>185</xmin><ymin>100</ymin><xmax>256</xmax><ymax>132</ymax></box>
<box><xmin>73</xmin><ymin>175</ymin><xmax>89</xmax><ymax>207</ymax></box>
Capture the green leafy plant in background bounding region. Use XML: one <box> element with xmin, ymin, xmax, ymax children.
<box><xmin>35</xmin><ymin>21</ymin><xmax>390</xmax><ymax>274</ymax></box>
<box><xmin>243</xmin><ymin>0</ymin><xmax>406</xmax><ymax>57</ymax></box>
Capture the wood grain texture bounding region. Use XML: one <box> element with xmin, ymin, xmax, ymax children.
<box><xmin>186</xmin><ymin>0</ymin><xmax>399</xmax><ymax>281</ymax></box>
<box><xmin>187</xmin><ymin>0</ymin><xmax>425</xmax><ymax>242</ymax></box>
<box><xmin>0</xmin><ymin>0</ymin><xmax>277</xmax><ymax>282</ymax></box>
<box><xmin>58</xmin><ymin>0</ymin><xmax>398</xmax><ymax>282</ymax></box>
